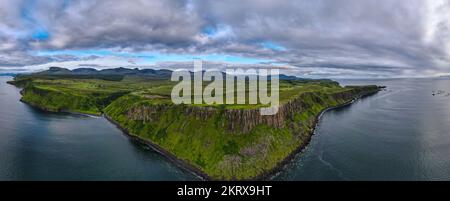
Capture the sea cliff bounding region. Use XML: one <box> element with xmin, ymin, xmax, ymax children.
<box><xmin>102</xmin><ymin>86</ymin><xmax>380</xmax><ymax>180</ymax></box>
<box><xmin>8</xmin><ymin>70</ymin><xmax>381</xmax><ymax>180</ymax></box>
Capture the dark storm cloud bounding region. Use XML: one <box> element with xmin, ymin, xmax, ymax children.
<box><xmin>196</xmin><ymin>0</ymin><xmax>450</xmax><ymax>76</ymax></box>
<box><xmin>41</xmin><ymin>0</ymin><xmax>204</xmax><ymax>49</ymax></box>
<box><xmin>0</xmin><ymin>50</ymin><xmax>52</xmax><ymax>67</ymax></box>
<box><xmin>0</xmin><ymin>0</ymin><xmax>449</xmax><ymax>77</ymax></box>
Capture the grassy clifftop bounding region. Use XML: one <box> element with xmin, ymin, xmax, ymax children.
<box><xmin>9</xmin><ymin>71</ymin><xmax>380</xmax><ymax>180</ymax></box>
<box><xmin>9</xmin><ymin>75</ymin><xmax>171</xmax><ymax>115</ymax></box>
<box><xmin>103</xmin><ymin>85</ymin><xmax>379</xmax><ymax>180</ymax></box>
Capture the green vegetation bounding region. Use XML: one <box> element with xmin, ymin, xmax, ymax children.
<box><xmin>9</xmin><ymin>70</ymin><xmax>380</xmax><ymax>180</ymax></box>
<box><xmin>9</xmin><ymin>75</ymin><xmax>174</xmax><ymax>115</ymax></box>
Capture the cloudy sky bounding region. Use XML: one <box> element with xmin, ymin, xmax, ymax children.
<box><xmin>0</xmin><ymin>0</ymin><xmax>449</xmax><ymax>78</ymax></box>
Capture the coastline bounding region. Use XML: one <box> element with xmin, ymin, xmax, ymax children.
<box><xmin>103</xmin><ymin>114</ymin><xmax>212</xmax><ymax>180</ymax></box>
<box><xmin>102</xmin><ymin>89</ymin><xmax>381</xmax><ymax>181</ymax></box>
<box><xmin>19</xmin><ymin>99</ymin><xmax>103</xmax><ymax>118</ymax></box>
<box><xmin>258</xmin><ymin>90</ymin><xmax>380</xmax><ymax>180</ymax></box>
<box><xmin>9</xmin><ymin>79</ymin><xmax>382</xmax><ymax>180</ymax></box>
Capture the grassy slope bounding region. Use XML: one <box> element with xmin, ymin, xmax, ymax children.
<box><xmin>9</xmin><ymin>75</ymin><xmax>379</xmax><ymax>180</ymax></box>
<box><xmin>103</xmin><ymin>86</ymin><xmax>378</xmax><ymax>180</ymax></box>
<box><xmin>11</xmin><ymin>76</ymin><xmax>172</xmax><ymax>115</ymax></box>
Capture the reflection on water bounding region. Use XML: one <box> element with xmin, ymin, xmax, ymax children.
<box><xmin>275</xmin><ymin>78</ymin><xmax>450</xmax><ymax>181</ymax></box>
<box><xmin>0</xmin><ymin>76</ymin><xmax>196</xmax><ymax>181</ymax></box>
<box><xmin>2</xmin><ymin>76</ymin><xmax>450</xmax><ymax>181</ymax></box>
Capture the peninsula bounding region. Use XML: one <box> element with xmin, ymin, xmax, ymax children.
<box><xmin>8</xmin><ymin>67</ymin><xmax>381</xmax><ymax>180</ymax></box>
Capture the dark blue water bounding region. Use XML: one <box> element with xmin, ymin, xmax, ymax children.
<box><xmin>275</xmin><ymin>78</ymin><xmax>450</xmax><ymax>181</ymax></box>
<box><xmin>0</xmin><ymin>77</ymin><xmax>196</xmax><ymax>181</ymax></box>
<box><xmin>2</xmin><ymin>76</ymin><xmax>450</xmax><ymax>181</ymax></box>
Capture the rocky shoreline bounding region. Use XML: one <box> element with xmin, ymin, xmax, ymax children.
<box><xmin>257</xmin><ymin>90</ymin><xmax>380</xmax><ymax>180</ymax></box>
<box><xmin>10</xmin><ymin>79</ymin><xmax>382</xmax><ymax>180</ymax></box>
<box><xmin>103</xmin><ymin>114</ymin><xmax>212</xmax><ymax>180</ymax></box>
<box><xmin>19</xmin><ymin>99</ymin><xmax>102</xmax><ymax>118</ymax></box>
<box><xmin>105</xmin><ymin>89</ymin><xmax>381</xmax><ymax>181</ymax></box>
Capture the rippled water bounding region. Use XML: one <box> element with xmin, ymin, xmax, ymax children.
<box><xmin>275</xmin><ymin>78</ymin><xmax>450</xmax><ymax>181</ymax></box>
<box><xmin>2</xmin><ymin>76</ymin><xmax>450</xmax><ymax>180</ymax></box>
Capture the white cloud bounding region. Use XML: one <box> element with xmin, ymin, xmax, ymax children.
<box><xmin>1</xmin><ymin>0</ymin><xmax>450</xmax><ymax>78</ymax></box>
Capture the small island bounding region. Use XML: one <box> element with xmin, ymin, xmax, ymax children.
<box><xmin>8</xmin><ymin>67</ymin><xmax>381</xmax><ymax>180</ymax></box>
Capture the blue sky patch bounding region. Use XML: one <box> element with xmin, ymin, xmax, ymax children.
<box><xmin>260</xmin><ymin>41</ymin><xmax>286</xmax><ymax>51</ymax></box>
<box><xmin>202</xmin><ymin>26</ymin><xmax>217</xmax><ymax>36</ymax></box>
<box><xmin>33</xmin><ymin>49</ymin><xmax>273</xmax><ymax>65</ymax></box>
<box><xmin>31</xmin><ymin>29</ymin><xmax>50</xmax><ymax>40</ymax></box>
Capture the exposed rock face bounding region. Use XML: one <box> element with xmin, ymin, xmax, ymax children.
<box><xmin>224</xmin><ymin>108</ymin><xmax>285</xmax><ymax>133</ymax></box>
<box><xmin>127</xmin><ymin>105</ymin><xmax>169</xmax><ymax>122</ymax></box>
<box><xmin>126</xmin><ymin>86</ymin><xmax>380</xmax><ymax>134</ymax></box>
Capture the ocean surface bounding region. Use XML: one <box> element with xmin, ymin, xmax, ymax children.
<box><xmin>275</xmin><ymin>78</ymin><xmax>450</xmax><ymax>181</ymax></box>
<box><xmin>1</xmin><ymin>76</ymin><xmax>450</xmax><ymax>181</ymax></box>
<box><xmin>0</xmin><ymin>77</ymin><xmax>196</xmax><ymax>180</ymax></box>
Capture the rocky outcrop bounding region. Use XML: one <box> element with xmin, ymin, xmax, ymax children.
<box><xmin>125</xmin><ymin>86</ymin><xmax>380</xmax><ymax>134</ymax></box>
<box><xmin>127</xmin><ymin>105</ymin><xmax>170</xmax><ymax>122</ymax></box>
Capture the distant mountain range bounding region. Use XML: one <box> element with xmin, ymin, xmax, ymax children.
<box><xmin>0</xmin><ymin>73</ymin><xmax>17</xmax><ymax>76</ymax></box>
<box><xmin>31</xmin><ymin>67</ymin><xmax>305</xmax><ymax>81</ymax></box>
<box><xmin>37</xmin><ymin>67</ymin><xmax>173</xmax><ymax>79</ymax></box>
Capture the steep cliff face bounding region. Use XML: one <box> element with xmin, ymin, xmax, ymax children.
<box><xmin>14</xmin><ymin>76</ymin><xmax>380</xmax><ymax>180</ymax></box>
<box><xmin>8</xmin><ymin>69</ymin><xmax>381</xmax><ymax>180</ymax></box>
<box><xmin>104</xmin><ymin>85</ymin><xmax>380</xmax><ymax>180</ymax></box>
<box><xmin>124</xmin><ymin>86</ymin><xmax>379</xmax><ymax>134</ymax></box>
<box><xmin>20</xmin><ymin>84</ymin><xmax>102</xmax><ymax>115</ymax></box>
<box><xmin>19</xmin><ymin>84</ymin><xmax>127</xmax><ymax>115</ymax></box>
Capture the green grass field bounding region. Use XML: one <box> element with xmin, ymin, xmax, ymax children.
<box><xmin>9</xmin><ymin>74</ymin><xmax>380</xmax><ymax>180</ymax></box>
